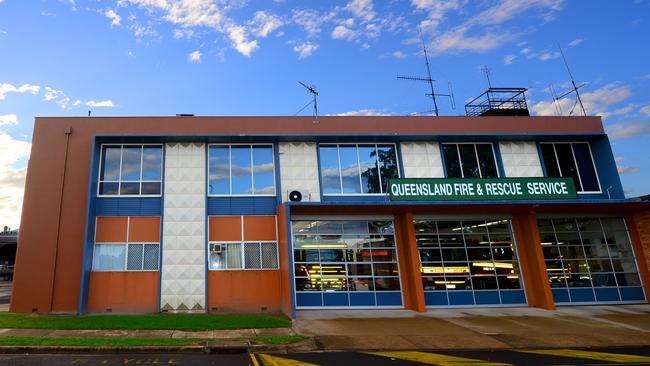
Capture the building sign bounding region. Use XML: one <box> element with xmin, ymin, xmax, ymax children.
<box><xmin>388</xmin><ymin>177</ymin><xmax>577</xmax><ymax>201</ymax></box>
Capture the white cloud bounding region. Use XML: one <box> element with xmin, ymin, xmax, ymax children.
<box><xmin>615</xmin><ymin>157</ymin><xmax>640</xmax><ymax>175</ymax></box>
<box><xmin>0</xmin><ymin>83</ymin><xmax>40</xmax><ymax>100</ymax></box>
<box><xmin>345</xmin><ymin>0</ymin><xmax>375</xmax><ymax>21</ymax></box>
<box><xmin>293</xmin><ymin>42</ymin><xmax>318</xmax><ymax>59</ymax></box>
<box><xmin>503</xmin><ymin>54</ymin><xmax>517</xmax><ymax>65</ymax></box>
<box><xmin>43</xmin><ymin>87</ymin><xmax>72</xmax><ymax>109</ymax></box>
<box><xmin>173</xmin><ymin>29</ymin><xmax>195</xmax><ymax>39</ymax></box>
<box><xmin>105</xmin><ymin>9</ymin><xmax>122</xmax><ymax>27</ymax></box>
<box><xmin>568</xmin><ymin>38</ymin><xmax>583</xmax><ymax>47</ymax></box>
<box><xmin>0</xmin><ymin>114</ymin><xmax>17</xmax><ymax>126</ymax></box>
<box><xmin>412</xmin><ymin>0</ymin><xmax>461</xmax><ymax>33</ymax></box>
<box><xmin>607</xmin><ymin>121</ymin><xmax>650</xmax><ymax>140</ymax></box>
<box><xmin>226</xmin><ymin>25</ymin><xmax>257</xmax><ymax>57</ymax></box>
<box><xmin>0</xmin><ymin>122</ymin><xmax>30</xmax><ymax>228</ymax></box>
<box><xmin>331</xmin><ymin>109</ymin><xmax>393</xmax><ymax>116</ymax></box>
<box><xmin>520</xmin><ymin>47</ymin><xmax>531</xmax><ymax>55</ymax></box>
<box><xmin>432</xmin><ymin>27</ymin><xmax>515</xmax><ymax>54</ymax></box>
<box><xmin>640</xmin><ymin>105</ymin><xmax>650</xmax><ymax>116</ymax></box>
<box><xmin>331</xmin><ymin>25</ymin><xmax>357</xmax><ymax>40</ymax></box>
<box><xmin>86</xmin><ymin>100</ymin><xmax>115</xmax><ymax>107</ymax></box>
<box><xmin>188</xmin><ymin>50</ymin><xmax>202</xmax><ymax>63</ymax></box>
<box><xmin>532</xmin><ymin>83</ymin><xmax>633</xmax><ymax>117</ymax></box>
<box><xmin>292</xmin><ymin>9</ymin><xmax>336</xmax><ymax>36</ymax></box>
<box><xmin>392</xmin><ymin>51</ymin><xmax>407</xmax><ymax>59</ymax></box>
<box><xmin>249</xmin><ymin>11</ymin><xmax>283</xmax><ymax>38</ymax></box>
<box><xmin>536</xmin><ymin>51</ymin><xmax>560</xmax><ymax>61</ymax></box>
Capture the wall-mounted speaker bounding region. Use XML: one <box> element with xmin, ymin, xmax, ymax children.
<box><xmin>289</xmin><ymin>190</ymin><xmax>302</xmax><ymax>202</ymax></box>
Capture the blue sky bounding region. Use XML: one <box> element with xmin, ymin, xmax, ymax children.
<box><xmin>1</xmin><ymin>0</ymin><xmax>649</xmax><ymax>228</ymax></box>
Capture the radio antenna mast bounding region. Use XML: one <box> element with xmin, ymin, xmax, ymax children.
<box><xmin>398</xmin><ymin>27</ymin><xmax>454</xmax><ymax>116</ymax></box>
<box><xmin>296</xmin><ymin>81</ymin><xmax>319</xmax><ymax>120</ymax></box>
<box><xmin>556</xmin><ymin>44</ymin><xmax>587</xmax><ymax>116</ymax></box>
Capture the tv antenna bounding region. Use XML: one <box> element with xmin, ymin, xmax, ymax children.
<box><xmin>481</xmin><ymin>67</ymin><xmax>492</xmax><ymax>88</ymax></box>
<box><xmin>555</xmin><ymin>44</ymin><xmax>587</xmax><ymax>116</ymax></box>
<box><xmin>295</xmin><ymin>81</ymin><xmax>319</xmax><ymax>120</ymax></box>
<box><xmin>397</xmin><ymin>28</ymin><xmax>454</xmax><ymax>116</ymax></box>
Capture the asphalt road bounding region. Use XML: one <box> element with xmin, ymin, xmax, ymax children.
<box><xmin>2</xmin><ymin>348</ymin><xmax>650</xmax><ymax>366</ymax></box>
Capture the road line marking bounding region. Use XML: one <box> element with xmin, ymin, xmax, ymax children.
<box><xmin>365</xmin><ymin>351</ymin><xmax>511</xmax><ymax>365</ymax></box>
<box><xmin>515</xmin><ymin>349</ymin><xmax>650</xmax><ymax>363</ymax></box>
<box><xmin>250</xmin><ymin>353</ymin><xmax>260</xmax><ymax>366</ymax></box>
<box><xmin>256</xmin><ymin>353</ymin><xmax>320</xmax><ymax>366</ymax></box>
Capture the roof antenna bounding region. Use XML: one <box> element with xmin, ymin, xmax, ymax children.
<box><xmin>556</xmin><ymin>44</ymin><xmax>587</xmax><ymax>116</ymax></box>
<box><xmin>296</xmin><ymin>81</ymin><xmax>319</xmax><ymax>122</ymax></box>
<box><xmin>481</xmin><ymin>67</ymin><xmax>492</xmax><ymax>88</ymax></box>
<box><xmin>548</xmin><ymin>84</ymin><xmax>563</xmax><ymax>116</ymax></box>
<box><xmin>88</xmin><ymin>110</ymin><xmax>91</xmax><ymax>117</ymax></box>
<box><xmin>398</xmin><ymin>27</ymin><xmax>454</xmax><ymax>116</ymax></box>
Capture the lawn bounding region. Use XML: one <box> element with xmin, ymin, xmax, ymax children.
<box><xmin>0</xmin><ymin>336</ymin><xmax>203</xmax><ymax>347</ymax></box>
<box><xmin>0</xmin><ymin>335</ymin><xmax>308</xmax><ymax>347</ymax></box>
<box><xmin>0</xmin><ymin>313</ymin><xmax>291</xmax><ymax>331</ymax></box>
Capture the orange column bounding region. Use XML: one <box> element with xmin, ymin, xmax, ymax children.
<box><xmin>511</xmin><ymin>212</ymin><xmax>555</xmax><ymax>310</ymax></box>
<box><xmin>394</xmin><ymin>212</ymin><xmax>426</xmax><ymax>312</ymax></box>
<box><xmin>627</xmin><ymin>211</ymin><xmax>650</xmax><ymax>300</ymax></box>
<box><xmin>276</xmin><ymin>204</ymin><xmax>293</xmax><ymax>318</ymax></box>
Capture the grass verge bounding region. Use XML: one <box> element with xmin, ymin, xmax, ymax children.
<box><xmin>0</xmin><ymin>336</ymin><xmax>203</xmax><ymax>347</ymax></box>
<box><xmin>0</xmin><ymin>313</ymin><xmax>290</xmax><ymax>331</ymax></box>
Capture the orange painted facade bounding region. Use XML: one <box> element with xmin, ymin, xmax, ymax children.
<box><xmin>87</xmin><ymin>272</ymin><xmax>159</xmax><ymax>313</ymax></box>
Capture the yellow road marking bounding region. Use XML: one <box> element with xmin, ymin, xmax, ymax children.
<box><xmin>256</xmin><ymin>353</ymin><xmax>320</xmax><ymax>366</ymax></box>
<box><xmin>365</xmin><ymin>351</ymin><xmax>511</xmax><ymax>366</ymax></box>
<box><xmin>250</xmin><ymin>353</ymin><xmax>260</xmax><ymax>366</ymax></box>
<box><xmin>515</xmin><ymin>349</ymin><xmax>650</xmax><ymax>363</ymax></box>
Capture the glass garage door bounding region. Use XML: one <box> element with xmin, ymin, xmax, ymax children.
<box><xmin>292</xmin><ymin>220</ymin><xmax>403</xmax><ymax>308</ymax></box>
<box><xmin>539</xmin><ymin>217</ymin><xmax>645</xmax><ymax>303</ymax></box>
<box><xmin>415</xmin><ymin>218</ymin><xmax>527</xmax><ymax>306</ymax></box>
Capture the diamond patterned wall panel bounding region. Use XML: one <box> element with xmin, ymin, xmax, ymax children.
<box><xmin>279</xmin><ymin>142</ymin><xmax>320</xmax><ymax>202</ymax></box>
<box><xmin>499</xmin><ymin>141</ymin><xmax>544</xmax><ymax>177</ymax></box>
<box><xmin>400</xmin><ymin>142</ymin><xmax>444</xmax><ymax>178</ymax></box>
<box><xmin>160</xmin><ymin>143</ymin><xmax>206</xmax><ymax>312</ymax></box>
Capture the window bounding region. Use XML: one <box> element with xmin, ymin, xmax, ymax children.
<box><xmin>538</xmin><ymin>217</ymin><xmax>644</xmax><ymax>303</ymax></box>
<box><xmin>292</xmin><ymin>220</ymin><xmax>402</xmax><ymax>307</ymax></box>
<box><xmin>539</xmin><ymin>142</ymin><xmax>600</xmax><ymax>193</ymax></box>
<box><xmin>93</xmin><ymin>243</ymin><xmax>159</xmax><ymax>271</ymax></box>
<box><xmin>415</xmin><ymin>218</ymin><xmax>525</xmax><ymax>306</ymax></box>
<box><xmin>98</xmin><ymin>145</ymin><xmax>163</xmax><ymax>196</ymax></box>
<box><xmin>209</xmin><ymin>242</ymin><xmax>278</xmax><ymax>270</ymax></box>
<box><xmin>208</xmin><ymin>144</ymin><xmax>276</xmax><ymax>195</ymax></box>
<box><xmin>441</xmin><ymin>143</ymin><xmax>499</xmax><ymax>178</ymax></box>
<box><xmin>319</xmin><ymin>144</ymin><xmax>399</xmax><ymax>195</ymax></box>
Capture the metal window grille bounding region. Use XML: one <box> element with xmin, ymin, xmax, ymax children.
<box><xmin>261</xmin><ymin>243</ymin><xmax>278</xmax><ymax>269</ymax></box>
<box><xmin>143</xmin><ymin>244</ymin><xmax>159</xmax><ymax>270</ymax></box>
<box><xmin>244</xmin><ymin>242</ymin><xmax>262</xmax><ymax>269</ymax></box>
<box><xmin>126</xmin><ymin>244</ymin><xmax>144</xmax><ymax>270</ymax></box>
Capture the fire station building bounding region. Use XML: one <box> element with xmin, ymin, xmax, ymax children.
<box><xmin>10</xmin><ymin>111</ymin><xmax>650</xmax><ymax>318</ymax></box>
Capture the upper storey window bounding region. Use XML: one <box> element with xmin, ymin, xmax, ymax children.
<box><xmin>208</xmin><ymin>144</ymin><xmax>276</xmax><ymax>196</ymax></box>
<box><xmin>319</xmin><ymin>143</ymin><xmax>399</xmax><ymax>195</ymax></box>
<box><xmin>442</xmin><ymin>143</ymin><xmax>499</xmax><ymax>178</ymax></box>
<box><xmin>539</xmin><ymin>142</ymin><xmax>600</xmax><ymax>193</ymax></box>
<box><xmin>98</xmin><ymin>145</ymin><xmax>163</xmax><ymax>196</ymax></box>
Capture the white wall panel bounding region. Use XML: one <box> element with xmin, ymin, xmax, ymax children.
<box><xmin>400</xmin><ymin>142</ymin><xmax>444</xmax><ymax>178</ymax></box>
<box><xmin>499</xmin><ymin>141</ymin><xmax>543</xmax><ymax>177</ymax></box>
<box><xmin>161</xmin><ymin>142</ymin><xmax>206</xmax><ymax>312</ymax></box>
<box><xmin>279</xmin><ymin>142</ymin><xmax>320</xmax><ymax>202</ymax></box>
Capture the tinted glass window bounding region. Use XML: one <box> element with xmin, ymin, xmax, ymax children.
<box><xmin>572</xmin><ymin>144</ymin><xmax>599</xmax><ymax>192</ymax></box>
<box><xmin>339</xmin><ymin>146</ymin><xmax>361</xmax><ymax>194</ymax></box>
<box><xmin>554</xmin><ymin>144</ymin><xmax>582</xmax><ymax>191</ymax></box>
<box><xmin>253</xmin><ymin>145</ymin><xmax>275</xmax><ymax>194</ymax></box>
<box><xmin>476</xmin><ymin>144</ymin><xmax>498</xmax><ymax>178</ymax></box>
<box><xmin>100</xmin><ymin>146</ymin><xmax>121</xmax><ymax>181</ymax></box>
<box><xmin>541</xmin><ymin>144</ymin><xmax>560</xmax><ymax>177</ymax></box>
<box><xmin>358</xmin><ymin>145</ymin><xmax>380</xmax><ymax>193</ymax></box>
<box><xmin>319</xmin><ymin>144</ymin><xmax>399</xmax><ymax>194</ymax></box>
<box><xmin>208</xmin><ymin>145</ymin><xmax>275</xmax><ymax>195</ymax></box>
<box><xmin>442</xmin><ymin>144</ymin><xmax>462</xmax><ymax>178</ymax></box>
<box><xmin>209</xmin><ymin>146</ymin><xmax>230</xmax><ymax>194</ymax></box>
<box><xmin>99</xmin><ymin>145</ymin><xmax>163</xmax><ymax>196</ymax></box>
<box><xmin>320</xmin><ymin>146</ymin><xmax>340</xmax><ymax>194</ymax></box>
<box><xmin>459</xmin><ymin>144</ymin><xmax>480</xmax><ymax>178</ymax></box>
<box><xmin>142</xmin><ymin>146</ymin><xmax>162</xmax><ymax>180</ymax></box>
